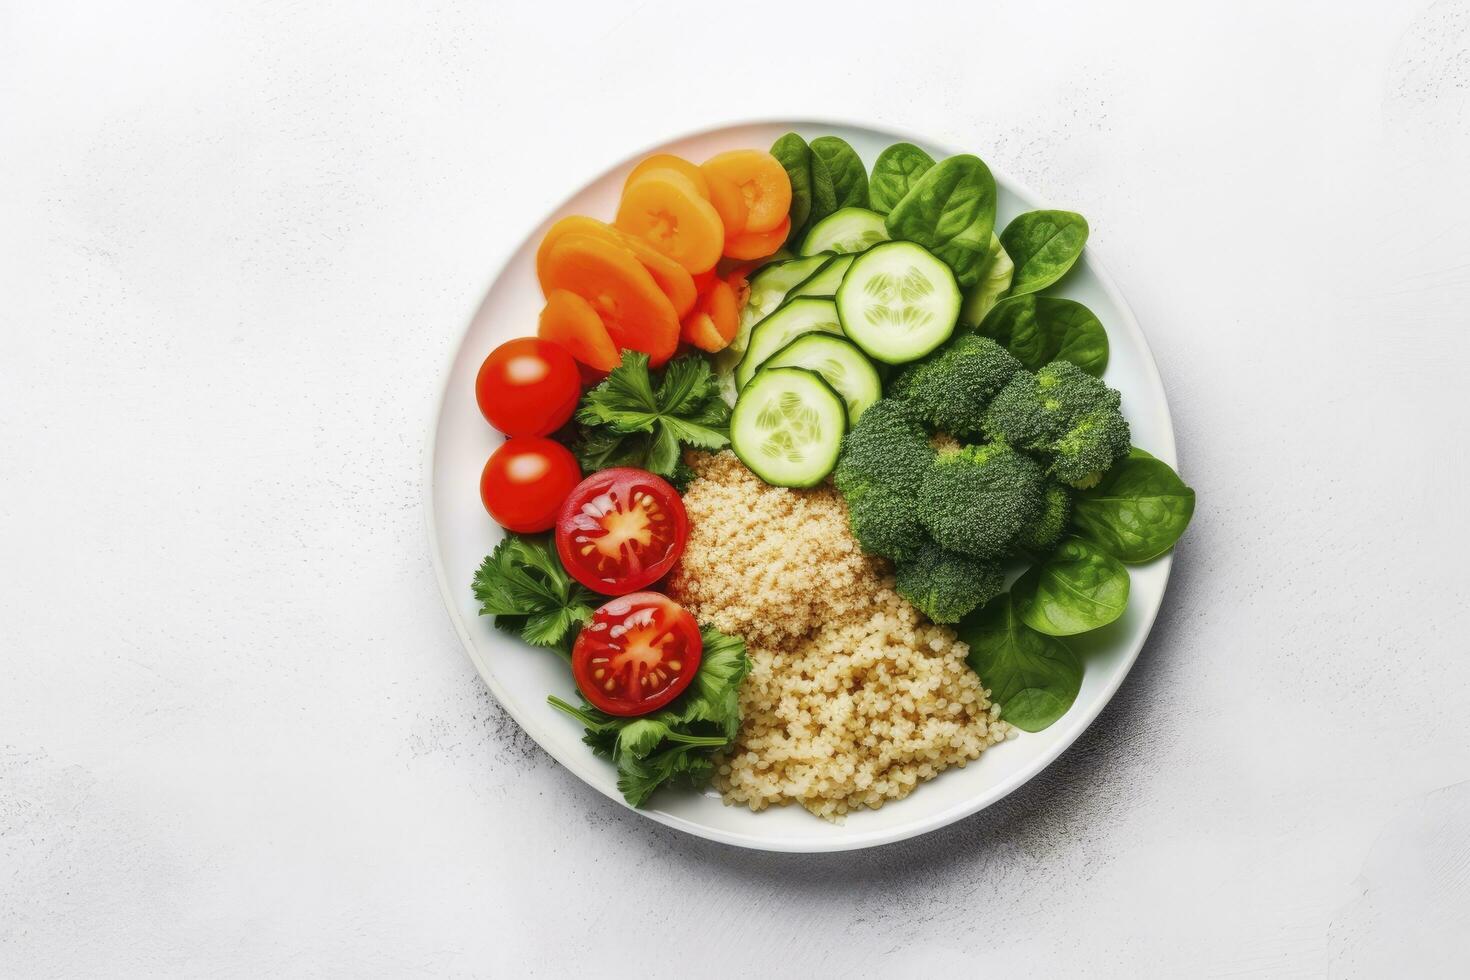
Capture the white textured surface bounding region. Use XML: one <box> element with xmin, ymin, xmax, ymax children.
<box><xmin>3</xmin><ymin>0</ymin><xmax>1468</xmax><ymax>975</ymax></box>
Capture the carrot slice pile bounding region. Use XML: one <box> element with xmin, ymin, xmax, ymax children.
<box><xmin>624</xmin><ymin>153</ymin><xmax>710</xmax><ymax>199</ymax></box>
<box><xmin>615</xmin><ymin>168</ymin><xmax>724</xmax><ymax>274</ymax></box>
<box><xmin>723</xmin><ymin>216</ymin><xmax>791</xmax><ymax>261</ymax></box>
<box><xmin>701</xmin><ymin>150</ymin><xmax>792</xmax><ymax>234</ymax></box>
<box><xmin>540</xmin><ymin>233</ymin><xmax>679</xmax><ymax>367</ymax></box>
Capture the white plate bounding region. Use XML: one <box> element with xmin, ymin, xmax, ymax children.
<box><xmin>426</xmin><ymin>120</ymin><xmax>1177</xmax><ymax>853</ymax></box>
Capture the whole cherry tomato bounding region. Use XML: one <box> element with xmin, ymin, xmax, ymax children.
<box><xmin>479</xmin><ymin>437</ymin><xmax>581</xmax><ymax>532</ymax></box>
<box><xmin>475</xmin><ymin>338</ymin><xmax>580</xmax><ymax>437</ymax></box>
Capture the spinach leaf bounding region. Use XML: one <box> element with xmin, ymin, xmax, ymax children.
<box><xmin>976</xmin><ymin>294</ymin><xmax>1109</xmax><ymax>376</ymax></box>
<box><xmin>807</xmin><ymin>147</ymin><xmax>839</xmax><ymax>230</ymax></box>
<box><xmin>770</xmin><ymin>133</ymin><xmax>814</xmax><ymax>244</ymax></box>
<box><xmin>1000</xmin><ymin>210</ymin><xmax>1089</xmax><ymax>295</ymax></box>
<box><xmin>885</xmin><ymin>154</ymin><xmax>997</xmax><ymax>288</ymax></box>
<box><xmin>960</xmin><ymin>593</ymin><xmax>1082</xmax><ymax>732</ymax></box>
<box><xmin>959</xmin><ymin>232</ymin><xmax>1013</xmax><ymax>327</ymax></box>
<box><xmin>1070</xmin><ymin>448</ymin><xmax>1195</xmax><ymax>562</ymax></box>
<box><xmin>810</xmin><ymin>136</ymin><xmax>869</xmax><ymax>210</ymax></box>
<box><xmin>869</xmin><ymin>142</ymin><xmax>936</xmax><ymax>214</ymax></box>
<box><xmin>1012</xmin><ymin>537</ymin><xmax>1130</xmax><ymax>636</ymax></box>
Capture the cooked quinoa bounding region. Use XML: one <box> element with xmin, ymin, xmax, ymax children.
<box><xmin>667</xmin><ymin>451</ymin><xmax>1013</xmax><ymax>820</ymax></box>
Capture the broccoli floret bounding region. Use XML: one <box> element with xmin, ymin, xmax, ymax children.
<box><xmin>895</xmin><ymin>543</ymin><xmax>1004</xmax><ymax>624</ymax></box>
<box><xmin>982</xmin><ymin>361</ymin><xmax>1129</xmax><ymax>487</ymax></box>
<box><xmin>844</xmin><ymin>483</ymin><xmax>928</xmax><ymax>561</ymax></box>
<box><xmin>833</xmin><ymin>398</ymin><xmax>935</xmax><ymax>559</ymax></box>
<box><xmin>1049</xmin><ymin>407</ymin><xmax>1130</xmax><ymax>488</ymax></box>
<box><xmin>833</xmin><ymin>398</ymin><xmax>935</xmax><ymax>496</ymax></box>
<box><xmin>891</xmin><ymin>335</ymin><xmax>1022</xmax><ymax>438</ymax></box>
<box><xmin>1015</xmin><ymin>481</ymin><xmax>1072</xmax><ymax>553</ymax></box>
<box><xmin>916</xmin><ymin>442</ymin><xmax>1045</xmax><ymax>560</ymax></box>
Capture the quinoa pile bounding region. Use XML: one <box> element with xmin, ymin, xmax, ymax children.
<box><xmin>666</xmin><ymin>451</ymin><xmax>1013</xmax><ymax>820</ymax></box>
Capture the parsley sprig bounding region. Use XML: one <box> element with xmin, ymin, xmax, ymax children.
<box><xmin>471</xmin><ymin>535</ymin><xmax>597</xmax><ymax>653</ymax></box>
<box><xmin>548</xmin><ymin>625</ymin><xmax>750</xmax><ymax>806</ymax></box>
<box><xmin>574</xmin><ymin>351</ymin><xmax>730</xmax><ymax>480</ymax></box>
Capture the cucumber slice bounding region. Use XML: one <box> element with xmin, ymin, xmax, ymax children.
<box><xmin>734</xmin><ymin>298</ymin><xmax>844</xmax><ymax>391</ymax></box>
<box><xmin>785</xmin><ymin>253</ymin><xmax>857</xmax><ymax>301</ymax></box>
<box><xmin>835</xmin><ymin>241</ymin><xmax>961</xmax><ymax>364</ymax></box>
<box><xmin>743</xmin><ymin>256</ymin><xmax>828</xmax><ymax>326</ymax></box>
<box><xmin>757</xmin><ymin>333</ymin><xmax>881</xmax><ymax>425</ymax></box>
<box><xmin>731</xmin><ymin>367</ymin><xmax>847</xmax><ymax>487</ymax></box>
<box><xmin>799</xmin><ymin>207</ymin><xmax>889</xmax><ymax>256</ymax></box>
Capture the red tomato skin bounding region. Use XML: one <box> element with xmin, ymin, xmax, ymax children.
<box><xmin>475</xmin><ymin>338</ymin><xmax>581</xmax><ymax>437</ymax></box>
<box><xmin>480</xmin><ymin>437</ymin><xmax>581</xmax><ymax>532</ymax></box>
<box><xmin>555</xmin><ymin>468</ymin><xmax>688</xmax><ymax>596</ymax></box>
<box><xmin>571</xmin><ymin>592</ymin><xmax>702</xmax><ymax>716</ymax></box>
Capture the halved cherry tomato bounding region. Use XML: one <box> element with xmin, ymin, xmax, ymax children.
<box><xmin>480</xmin><ymin>437</ymin><xmax>581</xmax><ymax>532</ymax></box>
<box><xmin>476</xmin><ymin>338</ymin><xmax>581</xmax><ymax>437</ymax></box>
<box><xmin>571</xmin><ymin>592</ymin><xmax>702</xmax><ymax>716</ymax></box>
<box><xmin>555</xmin><ymin>468</ymin><xmax>688</xmax><ymax>595</ymax></box>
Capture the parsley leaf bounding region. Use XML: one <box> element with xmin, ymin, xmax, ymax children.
<box><xmin>471</xmin><ymin>535</ymin><xmax>597</xmax><ymax>652</ymax></box>
<box><xmin>547</xmin><ymin>624</ymin><xmax>750</xmax><ymax>807</ymax></box>
<box><xmin>573</xmin><ymin>351</ymin><xmax>730</xmax><ymax>479</ymax></box>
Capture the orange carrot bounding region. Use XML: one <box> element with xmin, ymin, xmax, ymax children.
<box><xmin>701</xmin><ymin>171</ymin><xmax>748</xmax><ymax>237</ymax></box>
<box><xmin>615</xmin><ymin>168</ymin><xmax>724</xmax><ymax>274</ymax></box>
<box><xmin>722</xmin><ymin>216</ymin><xmax>791</xmax><ymax>261</ymax></box>
<box><xmin>538</xmin><ymin>289</ymin><xmax>620</xmax><ymax>372</ymax></box>
<box><xmin>624</xmin><ymin>154</ymin><xmax>709</xmax><ymax>199</ymax></box>
<box><xmin>701</xmin><ymin>150</ymin><xmax>792</xmax><ymax>233</ymax></box>
<box><xmin>541</xmin><ymin>234</ymin><xmax>679</xmax><ymax>366</ymax></box>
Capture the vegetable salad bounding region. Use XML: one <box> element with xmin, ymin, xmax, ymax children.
<box><xmin>467</xmin><ymin>131</ymin><xmax>1196</xmax><ymax>808</ymax></box>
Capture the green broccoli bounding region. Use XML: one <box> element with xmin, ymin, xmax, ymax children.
<box><xmin>844</xmin><ymin>482</ymin><xmax>928</xmax><ymax>561</ymax></box>
<box><xmin>890</xmin><ymin>335</ymin><xmax>1022</xmax><ymax>438</ymax></box>
<box><xmin>916</xmin><ymin>442</ymin><xmax>1045</xmax><ymax>560</ymax></box>
<box><xmin>895</xmin><ymin>543</ymin><xmax>1005</xmax><ymax>624</ymax></box>
<box><xmin>833</xmin><ymin>398</ymin><xmax>935</xmax><ymax>560</ymax></box>
<box><xmin>981</xmin><ymin>361</ymin><xmax>1129</xmax><ymax>488</ymax></box>
<box><xmin>1015</xmin><ymin>481</ymin><xmax>1072</xmax><ymax>553</ymax></box>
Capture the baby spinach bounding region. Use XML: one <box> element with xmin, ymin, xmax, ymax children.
<box><xmin>885</xmin><ymin>154</ymin><xmax>996</xmax><ymax>289</ymax></box>
<box><xmin>869</xmin><ymin>142</ymin><xmax>936</xmax><ymax>214</ymax></box>
<box><xmin>1070</xmin><ymin>449</ymin><xmax>1196</xmax><ymax>562</ymax></box>
<box><xmin>1012</xmin><ymin>537</ymin><xmax>1131</xmax><ymax>636</ymax></box>
<box><xmin>807</xmin><ymin>146</ymin><xmax>839</xmax><ymax>231</ymax></box>
<box><xmin>959</xmin><ymin>233</ymin><xmax>1014</xmax><ymax>327</ymax></box>
<box><xmin>960</xmin><ymin>593</ymin><xmax>1082</xmax><ymax>732</ymax></box>
<box><xmin>976</xmin><ymin>294</ymin><xmax>1109</xmax><ymax>376</ymax></box>
<box><xmin>771</xmin><ymin>133</ymin><xmax>814</xmax><ymax>244</ymax></box>
<box><xmin>810</xmin><ymin>136</ymin><xmax>869</xmax><ymax>210</ymax></box>
<box><xmin>1001</xmin><ymin>210</ymin><xmax>1089</xmax><ymax>295</ymax></box>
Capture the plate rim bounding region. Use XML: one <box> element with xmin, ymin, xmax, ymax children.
<box><xmin>423</xmin><ymin>116</ymin><xmax>1177</xmax><ymax>853</ymax></box>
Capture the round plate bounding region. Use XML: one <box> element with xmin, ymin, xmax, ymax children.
<box><xmin>426</xmin><ymin>120</ymin><xmax>1177</xmax><ymax>852</ymax></box>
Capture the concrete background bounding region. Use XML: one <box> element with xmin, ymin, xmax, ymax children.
<box><xmin>3</xmin><ymin>0</ymin><xmax>1468</xmax><ymax>975</ymax></box>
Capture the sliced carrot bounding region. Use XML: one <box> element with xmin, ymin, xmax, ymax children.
<box><xmin>615</xmin><ymin>168</ymin><xmax>724</xmax><ymax>274</ymax></box>
<box><xmin>702</xmin><ymin>150</ymin><xmax>792</xmax><ymax>233</ymax></box>
<box><xmin>680</xmin><ymin>311</ymin><xmax>727</xmax><ymax>353</ymax></box>
<box><xmin>536</xmin><ymin>215</ymin><xmax>697</xmax><ymax>319</ymax></box>
<box><xmin>691</xmin><ymin>269</ymin><xmax>718</xmax><ymax>294</ymax></box>
<box><xmin>723</xmin><ymin>216</ymin><xmax>791</xmax><ymax>261</ymax></box>
<box><xmin>538</xmin><ymin>289</ymin><xmax>620</xmax><ymax>372</ymax></box>
<box><xmin>701</xmin><ymin>171</ymin><xmax>748</xmax><ymax>237</ymax></box>
<box><xmin>611</xmin><ymin>229</ymin><xmax>697</xmax><ymax>318</ymax></box>
<box><xmin>625</xmin><ymin>153</ymin><xmax>709</xmax><ymax>199</ymax></box>
<box><xmin>701</xmin><ymin>280</ymin><xmax>739</xmax><ymax>344</ymax></box>
<box><xmin>537</xmin><ymin>215</ymin><xmax>619</xmax><ymax>290</ymax></box>
<box><xmin>541</xmin><ymin>233</ymin><xmax>679</xmax><ymax>367</ymax></box>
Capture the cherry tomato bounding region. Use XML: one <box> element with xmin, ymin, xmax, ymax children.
<box><xmin>475</xmin><ymin>338</ymin><xmax>581</xmax><ymax>437</ymax></box>
<box><xmin>480</xmin><ymin>437</ymin><xmax>581</xmax><ymax>532</ymax></box>
<box><xmin>555</xmin><ymin>468</ymin><xmax>688</xmax><ymax>595</ymax></box>
<box><xmin>572</xmin><ymin>592</ymin><xmax>702</xmax><ymax>716</ymax></box>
